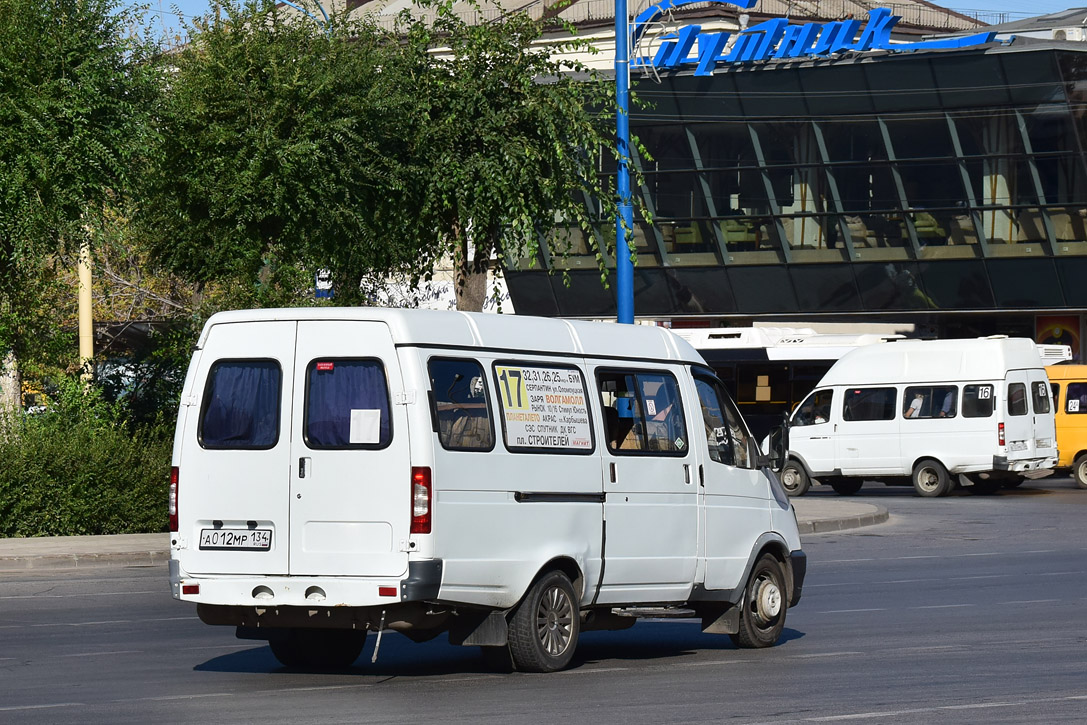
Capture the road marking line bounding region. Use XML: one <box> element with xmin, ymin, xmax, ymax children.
<box><xmin>1000</xmin><ymin>599</ymin><xmax>1060</xmax><ymax>605</ymax></box>
<box><xmin>60</xmin><ymin>650</ymin><xmax>141</xmax><ymax>658</ymax></box>
<box><xmin>1038</xmin><ymin>571</ymin><xmax>1084</xmax><ymax>576</ymax></box>
<box><xmin>819</xmin><ymin>608</ymin><xmax>886</xmax><ymax>614</ymax></box>
<box><xmin>789</xmin><ymin>651</ymin><xmax>863</xmax><ymax>659</ymax></box>
<box><xmin>911</xmin><ymin>604</ymin><xmax>976</xmax><ymax>609</ymax></box>
<box><xmin>802</xmin><ymin>693</ymin><xmax>1087</xmax><ymax>722</ymax></box>
<box><xmin>0</xmin><ymin>591</ymin><xmax>162</xmax><ymax>600</ymax></box>
<box><xmin>0</xmin><ymin>703</ymin><xmax>86</xmax><ymax>712</ymax></box>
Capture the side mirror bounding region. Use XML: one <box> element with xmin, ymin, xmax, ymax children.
<box><xmin>766</xmin><ymin>421</ymin><xmax>789</xmax><ymax>473</ymax></box>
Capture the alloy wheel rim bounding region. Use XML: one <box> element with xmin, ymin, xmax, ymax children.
<box><xmin>536</xmin><ymin>586</ymin><xmax>574</xmax><ymax>656</ymax></box>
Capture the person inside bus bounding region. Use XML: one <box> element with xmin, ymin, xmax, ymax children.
<box><xmin>938</xmin><ymin>390</ymin><xmax>956</xmax><ymax>418</ymax></box>
<box><xmin>904</xmin><ymin>392</ymin><xmax>925</xmax><ymax>418</ymax></box>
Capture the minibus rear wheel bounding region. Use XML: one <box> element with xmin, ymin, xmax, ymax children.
<box><xmin>1074</xmin><ymin>454</ymin><xmax>1087</xmax><ymax>489</ymax></box>
<box><xmin>827</xmin><ymin>477</ymin><xmax>863</xmax><ymax>496</ymax></box>
<box><xmin>780</xmin><ymin>461</ymin><xmax>810</xmax><ymax>497</ymax></box>
<box><xmin>508</xmin><ymin>570</ymin><xmax>579</xmax><ymax>672</ymax></box>
<box><xmin>269</xmin><ymin>628</ymin><xmax>366</xmax><ymax>669</ymax></box>
<box><xmin>730</xmin><ymin>553</ymin><xmax>787</xmax><ymax>649</ymax></box>
<box><xmin>912</xmin><ymin>459</ymin><xmax>952</xmax><ymax>497</ymax></box>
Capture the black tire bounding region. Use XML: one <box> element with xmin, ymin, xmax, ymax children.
<box><xmin>965</xmin><ymin>474</ymin><xmax>1002</xmax><ymax>495</ymax></box>
<box><xmin>828</xmin><ymin>478</ymin><xmax>863</xmax><ymax>496</ymax></box>
<box><xmin>1075</xmin><ymin>454</ymin><xmax>1087</xmax><ymax>490</ymax></box>
<box><xmin>1001</xmin><ymin>475</ymin><xmax>1026</xmax><ymax>489</ymax></box>
<box><xmin>780</xmin><ymin>460</ymin><xmax>811</xmax><ymax>497</ymax></box>
<box><xmin>507</xmin><ymin>570</ymin><xmax>579</xmax><ymax>673</ymax></box>
<box><xmin>729</xmin><ymin>554</ymin><xmax>787</xmax><ymax>649</ymax></box>
<box><xmin>912</xmin><ymin>458</ymin><xmax>953</xmax><ymax>497</ymax></box>
<box><xmin>269</xmin><ymin>628</ymin><xmax>366</xmax><ymax>669</ymax></box>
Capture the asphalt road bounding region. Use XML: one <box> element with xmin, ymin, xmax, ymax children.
<box><xmin>1</xmin><ymin>477</ymin><xmax>1085</xmax><ymax>724</ymax></box>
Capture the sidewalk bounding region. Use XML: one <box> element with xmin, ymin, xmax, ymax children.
<box><xmin>0</xmin><ymin>499</ymin><xmax>887</xmax><ymax>573</ymax></box>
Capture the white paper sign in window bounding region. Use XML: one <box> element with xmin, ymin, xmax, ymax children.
<box><xmin>349</xmin><ymin>409</ymin><xmax>381</xmax><ymax>444</ymax></box>
<box><xmin>495</xmin><ymin>365</ymin><xmax>592</xmax><ymax>450</ymax></box>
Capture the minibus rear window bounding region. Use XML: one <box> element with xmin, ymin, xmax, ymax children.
<box><xmin>199</xmin><ymin>360</ymin><xmax>281</xmax><ymax>449</ymax></box>
<box><xmin>1007</xmin><ymin>383</ymin><xmax>1028</xmax><ymax>416</ymax></box>
<box><xmin>305</xmin><ymin>359</ymin><xmax>391</xmax><ymax>449</ymax></box>
<box><xmin>1066</xmin><ymin>382</ymin><xmax>1087</xmax><ymax>414</ymax></box>
<box><xmin>1031</xmin><ymin>381</ymin><xmax>1051</xmax><ymax>414</ymax></box>
<box><xmin>962</xmin><ymin>384</ymin><xmax>994</xmax><ymax>417</ymax></box>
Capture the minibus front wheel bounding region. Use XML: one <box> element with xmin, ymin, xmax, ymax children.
<box><xmin>780</xmin><ymin>460</ymin><xmax>810</xmax><ymax>497</ymax></box>
<box><xmin>730</xmin><ymin>553</ymin><xmax>787</xmax><ymax>649</ymax></box>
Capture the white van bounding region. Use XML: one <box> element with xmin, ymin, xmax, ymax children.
<box><xmin>168</xmin><ymin>308</ymin><xmax>805</xmax><ymax>672</ymax></box>
<box><xmin>781</xmin><ymin>337</ymin><xmax>1058</xmax><ymax>497</ymax></box>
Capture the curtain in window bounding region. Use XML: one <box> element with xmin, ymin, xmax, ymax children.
<box><xmin>201</xmin><ymin>362</ymin><xmax>281</xmax><ymax>448</ymax></box>
<box><xmin>306</xmin><ymin>361</ymin><xmax>391</xmax><ymax>448</ymax></box>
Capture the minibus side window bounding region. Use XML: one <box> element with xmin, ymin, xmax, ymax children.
<box><xmin>1031</xmin><ymin>381</ymin><xmax>1051</xmax><ymax>414</ymax></box>
<box><xmin>1065</xmin><ymin>382</ymin><xmax>1087</xmax><ymax>413</ymax></box>
<box><xmin>962</xmin><ymin>384</ymin><xmax>994</xmax><ymax>417</ymax></box>
<box><xmin>842</xmin><ymin>387</ymin><xmax>895</xmax><ymax>421</ymax></box>
<box><xmin>598</xmin><ymin>370</ymin><xmax>687</xmax><ymax>456</ymax></box>
<box><xmin>1008</xmin><ymin>383</ymin><xmax>1029</xmax><ymax>416</ymax></box>
<box><xmin>199</xmin><ymin>360</ymin><xmax>281</xmax><ymax>449</ymax></box>
<box><xmin>903</xmin><ymin>385</ymin><xmax>957</xmax><ymax>419</ymax></box>
<box><xmin>428</xmin><ymin>359</ymin><xmax>494</xmax><ymax>451</ymax></box>
<box><xmin>304</xmin><ymin>359</ymin><xmax>391</xmax><ymax>449</ymax></box>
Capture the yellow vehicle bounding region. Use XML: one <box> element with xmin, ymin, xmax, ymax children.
<box><xmin>1048</xmin><ymin>365</ymin><xmax>1087</xmax><ymax>489</ymax></box>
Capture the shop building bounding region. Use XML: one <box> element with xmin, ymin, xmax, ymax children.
<box><xmin>499</xmin><ymin>4</ymin><xmax>1087</xmax><ymax>360</ymax></box>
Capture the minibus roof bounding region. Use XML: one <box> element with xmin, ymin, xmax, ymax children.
<box><xmin>199</xmin><ymin>308</ymin><xmax>705</xmax><ymax>364</ymax></box>
<box><xmin>819</xmin><ymin>337</ymin><xmax>1046</xmax><ymax>387</ymax></box>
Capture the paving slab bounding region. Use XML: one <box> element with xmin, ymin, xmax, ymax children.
<box><xmin>0</xmin><ymin>499</ymin><xmax>887</xmax><ymax>572</ymax></box>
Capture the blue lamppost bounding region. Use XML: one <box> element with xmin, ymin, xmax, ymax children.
<box><xmin>615</xmin><ymin>0</ymin><xmax>634</xmax><ymax>324</ymax></box>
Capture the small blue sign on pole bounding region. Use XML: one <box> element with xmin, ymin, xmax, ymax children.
<box><xmin>315</xmin><ymin>269</ymin><xmax>333</xmax><ymax>299</ymax></box>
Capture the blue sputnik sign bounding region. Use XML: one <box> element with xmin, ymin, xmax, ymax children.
<box><xmin>632</xmin><ymin>0</ymin><xmax>998</xmax><ymax>75</ymax></box>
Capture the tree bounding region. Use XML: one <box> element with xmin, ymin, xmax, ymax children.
<box><xmin>0</xmin><ymin>0</ymin><xmax>158</xmax><ymax>410</ymax></box>
<box><xmin>138</xmin><ymin>1</ymin><xmax>426</xmax><ymax>306</ymax></box>
<box><xmin>397</xmin><ymin>1</ymin><xmax>623</xmax><ymax>311</ymax></box>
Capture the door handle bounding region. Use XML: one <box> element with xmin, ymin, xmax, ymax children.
<box><xmin>299</xmin><ymin>457</ymin><xmax>308</xmax><ymax>479</ymax></box>
<box><xmin>609</xmin><ymin>461</ymin><xmax>617</xmax><ymax>483</ymax></box>
<box><xmin>699</xmin><ymin>464</ymin><xmax>705</xmax><ymax>487</ymax></box>
<box><xmin>683</xmin><ymin>463</ymin><xmax>691</xmax><ymax>485</ymax></box>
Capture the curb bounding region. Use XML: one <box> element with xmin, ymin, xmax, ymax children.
<box><xmin>0</xmin><ymin>550</ymin><xmax>171</xmax><ymax>574</ymax></box>
<box><xmin>796</xmin><ymin>504</ymin><xmax>889</xmax><ymax>535</ymax></box>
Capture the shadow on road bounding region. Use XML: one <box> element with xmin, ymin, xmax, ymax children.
<box><xmin>192</xmin><ymin>621</ymin><xmax>806</xmax><ymax>676</ymax></box>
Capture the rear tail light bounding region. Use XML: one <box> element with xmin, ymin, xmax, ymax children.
<box><xmin>998</xmin><ymin>423</ymin><xmax>1005</xmax><ymax>446</ymax></box>
<box><xmin>169</xmin><ymin>467</ymin><xmax>179</xmax><ymax>532</ymax></box>
<box><xmin>411</xmin><ymin>467</ymin><xmax>432</xmax><ymax>534</ymax></box>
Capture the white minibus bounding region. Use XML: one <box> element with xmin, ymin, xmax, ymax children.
<box><xmin>168</xmin><ymin>308</ymin><xmax>805</xmax><ymax>672</ymax></box>
<box><xmin>781</xmin><ymin>337</ymin><xmax>1058</xmax><ymax>497</ymax></box>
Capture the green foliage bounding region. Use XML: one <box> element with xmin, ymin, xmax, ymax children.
<box><xmin>400</xmin><ymin>1</ymin><xmax>623</xmax><ymax>287</ymax></box>
<box><xmin>138</xmin><ymin>0</ymin><xmax>424</xmax><ymax>305</ymax></box>
<box><xmin>0</xmin><ymin>378</ymin><xmax>172</xmax><ymax>537</ymax></box>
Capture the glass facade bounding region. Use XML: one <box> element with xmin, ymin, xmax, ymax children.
<box><xmin>507</xmin><ymin>46</ymin><xmax>1087</xmax><ymax>318</ymax></box>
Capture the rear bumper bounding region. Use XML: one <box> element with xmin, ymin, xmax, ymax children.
<box><xmin>994</xmin><ymin>455</ymin><xmax>1058</xmax><ymax>472</ymax></box>
<box><xmin>170</xmin><ymin>558</ymin><xmax>443</xmax><ymax>608</ymax></box>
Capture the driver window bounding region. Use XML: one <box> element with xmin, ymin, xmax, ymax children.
<box><xmin>695</xmin><ymin>375</ymin><xmax>756</xmax><ymax>469</ymax></box>
<box><xmin>793</xmin><ymin>389</ymin><xmax>833</xmax><ymax>427</ymax></box>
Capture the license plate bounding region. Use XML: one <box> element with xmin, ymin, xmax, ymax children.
<box><xmin>1008</xmin><ymin>441</ymin><xmax>1028</xmax><ymax>452</ymax></box>
<box><xmin>199</xmin><ymin>528</ymin><xmax>272</xmax><ymax>550</ymax></box>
